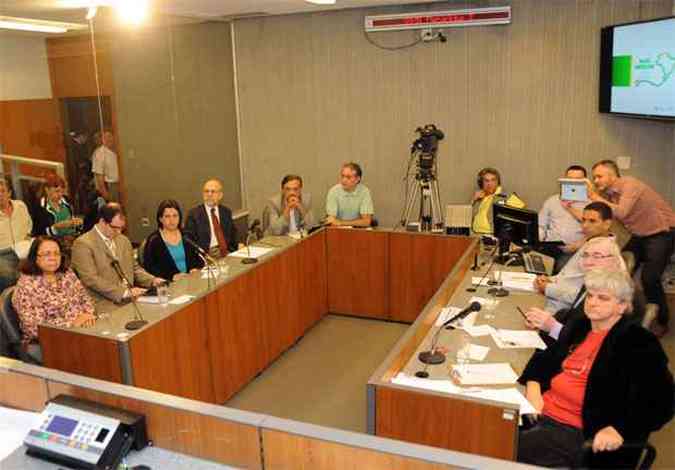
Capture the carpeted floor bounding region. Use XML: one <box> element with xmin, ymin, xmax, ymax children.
<box><xmin>226</xmin><ymin>314</ymin><xmax>408</xmax><ymax>433</ymax></box>
<box><xmin>226</xmin><ymin>314</ymin><xmax>675</xmax><ymax>467</ymax></box>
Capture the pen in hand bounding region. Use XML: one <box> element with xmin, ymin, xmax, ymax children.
<box><xmin>517</xmin><ymin>306</ymin><xmax>527</xmax><ymax>319</ymax></box>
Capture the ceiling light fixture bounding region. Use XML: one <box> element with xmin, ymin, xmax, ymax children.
<box><xmin>305</xmin><ymin>0</ymin><xmax>336</xmax><ymax>5</ymax></box>
<box><xmin>115</xmin><ymin>0</ymin><xmax>149</xmax><ymax>25</ymax></box>
<box><xmin>0</xmin><ymin>16</ymin><xmax>85</xmax><ymax>34</ymax></box>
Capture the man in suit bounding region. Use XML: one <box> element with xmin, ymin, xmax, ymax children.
<box><xmin>264</xmin><ymin>174</ymin><xmax>314</xmax><ymax>235</ymax></box>
<box><xmin>71</xmin><ymin>203</ymin><xmax>161</xmax><ymax>304</ymax></box>
<box><xmin>184</xmin><ymin>179</ymin><xmax>237</xmax><ymax>258</ymax></box>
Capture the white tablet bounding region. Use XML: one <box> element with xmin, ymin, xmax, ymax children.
<box><xmin>558</xmin><ymin>178</ymin><xmax>588</xmax><ymax>202</ymax></box>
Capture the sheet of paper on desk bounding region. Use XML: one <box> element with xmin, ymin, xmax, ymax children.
<box><xmin>436</xmin><ymin>308</ymin><xmax>477</xmax><ymax>328</ymax></box>
<box><xmin>228</xmin><ymin>246</ymin><xmax>275</xmax><ymax>259</ymax></box>
<box><xmin>463</xmin><ymin>324</ymin><xmax>495</xmax><ymax>337</ymax></box>
<box><xmin>169</xmin><ymin>295</ymin><xmax>194</xmax><ymax>305</ymax></box>
<box><xmin>391</xmin><ymin>373</ymin><xmax>460</xmax><ymax>394</ymax></box>
<box><xmin>492</xmin><ymin>329</ymin><xmax>547</xmax><ymax>350</ymax></box>
<box><xmin>0</xmin><ymin>406</ymin><xmax>40</xmax><ymax>460</ymax></box>
<box><xmin>451</xmin><ymin>363</ymin><xmax>518</xmax><ymax>385</ymax></box>
<box><xmin>471</xmin><ymin>277</ymin><xmax>491</xmax><ymax>287</ymax></box>
<box><xmin>467</xmin><ymin>344</ymin><xmax>490</xmax><ymax>361</ymax></box>
<box><xmin>435</xmin><ymin>307</ymin><xmax>460</xmax><ymax>326</ymax></box>
<box><xmin>136</xmin><ymin>296</ymin><xmax>160</xmax><ymax>304</ymax></box>
<box><xmin>499</xmin><ymin>271</ymin><xmax>537</xmax><ymax>292</ymax></box>
<box><xmin>460</xmin><ymin>388</ymin><xmax>537</xmax><ymax>415</ymax></box>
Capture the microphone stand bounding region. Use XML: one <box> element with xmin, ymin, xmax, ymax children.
<box><xmin>110</xmin><ymin>260</ymin><xmax>148</xmax><ymax>331</ymax></box>
<box><xmin>183</xmin><ymin>236</ymin><xmax>219</xmax><ymax>289</ymax></box>
<box><xmin>417</xmin><ymin>325</ymin><xmax>447</xmax><ymax>367</ymax></box>
<box><xmin>467</xmin><ymin>244</ymin><xmax>499</xmax><ymax>293</ymax></box>
<box><xmin>241</xmin><ymin>231</ymin><xmax>257</xmax><ymax>265</ymax></box>
<box><xmin>197</xmin><ymin>253</ymin><xmax>217</xmax><ymax>290</ymax></box>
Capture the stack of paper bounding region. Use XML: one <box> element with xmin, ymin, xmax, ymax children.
<box><xmin>450</xmin><ymin>363</ymin><xmax>518</xmax><ymax>385</ymax></box>
<box><xmin>499</xmin><ymin>272</ymin><xmax>537</xmax><ymax>292</ymax></box>
<box><xmin>390</xmin><ymin>373</ymin><xmax>536</xmax><ymax>415</ymax></box>
<box><xmin>491</xmin><ymin>329</ymin><xmax>547</xmax><ymax>350</ymax></box>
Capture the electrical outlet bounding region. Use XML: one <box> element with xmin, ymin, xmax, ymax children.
<box><xmin>141</xmin><ymin>217</ymin><xmax>150</xmax><ymax>227</ymax></box>
<box><xmin>616</xmin><ymin>156</ymin><xmax>631</xmax><ymax>170</ymax></box>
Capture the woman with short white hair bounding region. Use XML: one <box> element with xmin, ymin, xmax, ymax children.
<box><xmin>517</xmin><ymin>269</ymin><xmax>674</xmax><ymax>468</ymax></box>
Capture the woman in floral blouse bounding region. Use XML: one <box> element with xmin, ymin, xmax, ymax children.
<box><xmin>12</xmin><ymin>236</ymin><xmax>95</xmax><ymax>344</ymax></box>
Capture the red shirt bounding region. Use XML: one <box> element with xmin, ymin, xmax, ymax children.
<box><xmin>542</xmin><ymin>329</ymin><xmax>609</xmax><ymax>428</ymax></box>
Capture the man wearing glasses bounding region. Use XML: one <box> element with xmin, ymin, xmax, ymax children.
<box><xmin>71</xmin><ymin>202</ymin><xmax>162</xmax><ymax>304</ymax></box>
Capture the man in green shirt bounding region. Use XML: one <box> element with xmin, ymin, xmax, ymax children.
<box><xmin>325</xmin><ymin>162</ymin><xmax>374</xmax><ymax>227</ymax></box>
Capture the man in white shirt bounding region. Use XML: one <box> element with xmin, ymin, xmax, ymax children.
<box><xmin>92</xmin><ymin>130</ymin><xmax>120</xmax><ymax>202</ymax></box>
<box><xmin>538</xmin><ymin>165</ymin><xmax>588</xmax><ymax>273</ymax></box>
<box><xmin>0</xmin><ymin>179</ymin><xmax>33</xmax><ymax>291</ymax></box>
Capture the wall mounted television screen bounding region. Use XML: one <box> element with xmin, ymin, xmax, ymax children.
<box><xmin>599</xmin><ymin>16</ymin><xmax>675</xmax><ymax>120</ymax></box>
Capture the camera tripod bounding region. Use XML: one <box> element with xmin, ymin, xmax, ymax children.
<box><xmin>400</xmin><ymin>172</ymin><xmax>444</xmax><ymax>232</ymax></box>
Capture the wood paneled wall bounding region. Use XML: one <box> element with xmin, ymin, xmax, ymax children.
<box><xmin>234</xmin><ymin>0</ymin><xmax>675</xmax><ymax>228</ymax></box>
<box><xmin>0</xmin><ymin>98</ymin><xmax>66</xmax><ymax>176</ymax></box>
<box><xmin>46</xmin><ymin>35</ymin><xmax>114</xmax><ymax>99</ymax></box>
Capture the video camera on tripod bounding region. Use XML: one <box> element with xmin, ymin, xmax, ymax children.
<box><xmin>400</xmin><ymin>124</ymin><xmax>446</xmax><ymax>232</ymax></box>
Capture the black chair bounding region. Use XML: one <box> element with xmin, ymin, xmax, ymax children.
<box><xmin>581</xmin><ymin>440</ymin><xmax>657</xmax><ymax>470</ymax></box>
<box><xmin>0</xmin><ymin>287</ymin><xmax>42</xmax><ymax>364</ymax></box>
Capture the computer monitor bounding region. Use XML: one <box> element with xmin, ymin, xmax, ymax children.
<box><xmin>492</xmin><ymin>203</ymin><xmax>539</xmax><ymax>260</ymax></box>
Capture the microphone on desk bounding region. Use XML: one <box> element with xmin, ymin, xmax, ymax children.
<box><xmin>242</xmin><ymin>219</ymin><xmax>262</xmax><ymax>265</ymax></box>
<box><xmin>416</xmin><ymin>301</ymin><xmax>483</xmax><ymax>375</ymax></box>
<box><xmin>467</xmin><ymin>245</ymin><xmax>499</xmax><ymax>293</ymax></box>
<box><xmin>109</xmin><ymin>258</ymin><xmax>148</xmax><ymax>331</ymax></box>
<box><xmin>183</xmin><ymin>236</ymin><xmax>218</xmax><ymax>266</ymax></box>
<box><xmin>443</xmin><ymin>301</ymin><xmax>481</xmax><ymax>330</ymax></box>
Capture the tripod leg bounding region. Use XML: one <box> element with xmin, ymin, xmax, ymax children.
<box><xmin>401</xmin><ymin>178</ymin><xmax>419</xmax><ymax>227</ymax></box>
<box><xmin>430</xmin><ymin>180</ymin><xmax>444</xmax><ymax>230</ymax></box>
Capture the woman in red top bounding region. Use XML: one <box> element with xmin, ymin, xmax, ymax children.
<box><xmin>517</xmin><ymin>269</ymin><xmax>673</xmax><ymax>468</ymax></box>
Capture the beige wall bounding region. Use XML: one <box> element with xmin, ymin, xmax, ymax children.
<box><xmin>234</xmin><ymin>0</ymin><xmax>675</xmax><ymax>228</ymax></box>
<box><xmin>112</xmin><ymin>22</ymin><xmax>241</xmax><ymax>241</ymax></box>
<box><xmin>0</xmin><ymin>34</ymin><xmax>52</xmax><ymax>101</ymax></box>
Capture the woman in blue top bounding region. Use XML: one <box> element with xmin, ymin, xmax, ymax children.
<box><xmin>142</xmin><ymin>200</ymin><xmax>204</xmax><ymax>281</ymax></box>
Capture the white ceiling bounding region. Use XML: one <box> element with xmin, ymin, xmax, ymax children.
<box><xmin>1</xmin><ymin>0</ymin><xmax>449</xmax><ymax>21</ymax></box>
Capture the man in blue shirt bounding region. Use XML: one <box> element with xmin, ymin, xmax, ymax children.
<box><xmin>325</xmin><ymin>162</ymin><xmax>374</xmax><ymax>227</ymax></box>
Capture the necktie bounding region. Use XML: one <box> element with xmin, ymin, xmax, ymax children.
<box><xmin>210</xmin><ymin>207</ymin><xmax>228</xmax><ymax>257</ymax></box>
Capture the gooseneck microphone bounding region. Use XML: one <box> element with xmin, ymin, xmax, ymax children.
<box><xmin>183</xmin><ymin>236</ymin><xmax>217</xmax><ymax>265</ymax></box>
<box><xmin>443</xmin><ymin>301</ymin><xmax>482</xmax><ymax>330</ymax></box>
<box><xmin>242</xmin><ymin>219</ymin><xmax>262</xmax><ymax>265</ymax></box>
<box><xmin>183</xmin><ymin>235</ymin><xmax>218</xmax><ymax>289</ymax></box>
<box><xmin>110</xmin><ymin>258</ymin><xmax>148</xmax><ymax>331</ymax></box>
<box><xmin>467</xmin><ymin>244</ymin><xmax>499</xmax><ymax>293</ymax></box>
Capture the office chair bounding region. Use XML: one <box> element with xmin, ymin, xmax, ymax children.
<box><xmin>580</xmin><ymin>440</ymin><xmax>657</xmax><ymax>470</ymax></box>
<box><xmin>136</xmin><ymin>239</ymin><xmax>147</xmax><ymax>269</ymax></box>
<box><xmin>622</xmin><ymin>251</ymin><xmax>636</xmax><ymax>275</ymax></box>
<box><xmin>0</xmin><ymin>287</ymin><xmax>42</xmax><ymax>364</ymax></box>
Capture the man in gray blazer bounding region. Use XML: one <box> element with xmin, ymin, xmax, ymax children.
<box><xmin>263</xmin><ymin>174</ymin><xmax>314</xmax><ymax>235</ymax></box>
<box><xmin>71</xmin><ymin>203</ymin><xmax>161</xmax><ymax>304</ymax></box>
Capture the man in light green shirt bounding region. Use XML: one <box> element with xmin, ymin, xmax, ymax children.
<box><xmin>325</xmin><ymin>162</ymin><xmax>374</xmax><ymax>227</ymax></box>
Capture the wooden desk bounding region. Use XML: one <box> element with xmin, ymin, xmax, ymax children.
<box><xmin>39</xmin><ymin>229</ymin><xmax>472</xmax><ymax>405</ymax></box>
<box><xmin>368</xmin><ymin>245</ymin><xmax>551</xmax><ymax>460</ymax></box>
<box><xmin>40</xmin><ymin>231</ymin><xmax>327</xmax><ymax>404</ymax></box>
